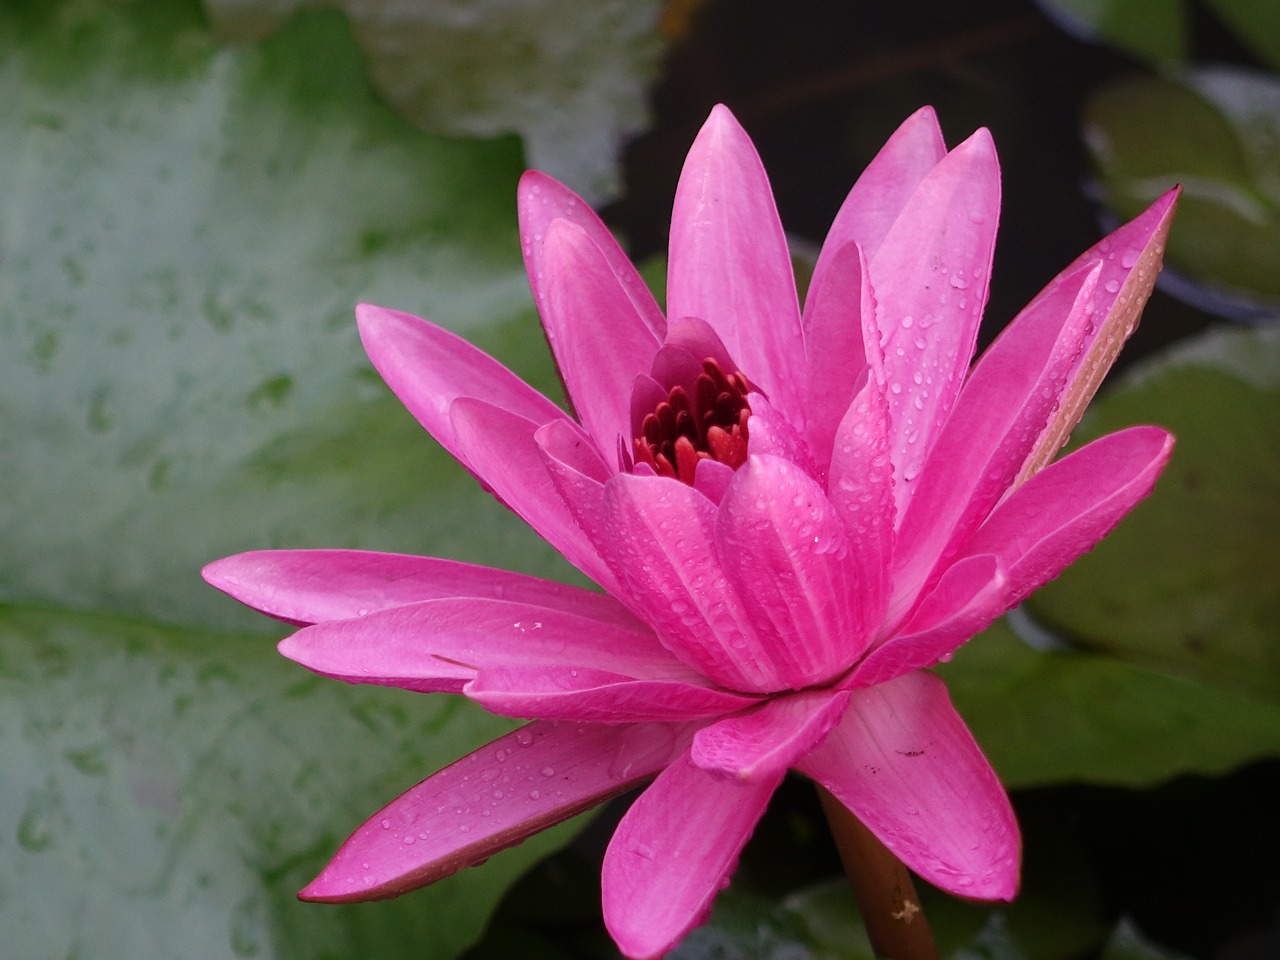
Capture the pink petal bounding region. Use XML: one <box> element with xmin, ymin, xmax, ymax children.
<box><xmin>667</xmin><ymin>105</ymin><xmax>805</xmax><ymax>421</ymax></box>
<box><xmin>1018</xmin><ymin>188</ymin><xmax>1180</xmax><ymax>484</ymax></box>
<box><xmin>595</xmin><ymin>472</ymin><xmax>776</xmax><ymax>693</ymax></box>
<box><xmin>867</xmin><ymin>129</ymin><xmax>1001</xmax><ymax>518</ymax></box>
<box><xmin>278</xmin><ymin>596</ymin><xmax>684</xmax><ymax>693</ymax></box>
<box><xmin>890</xmin><ymin>261</ymin><xmax>1101</xmax><ymax>611</ymax></box>
<box><xmin>301</xmin><ymin>721</ymin><xmax>692</xmax><ymax>902</ymax></box>
<box><xmin>693</xmin><ymin>458</ymin><xmax>735</xmax><ymax>505</ymax></box>
<box><xmin>796</xmin><ymin>671</ymin><xmax>1019</xmax><ymax>900</ymax></box>
<box><xmin>201</xmin><ymin>549</ymin><xmax>628</xmax><ymax>626</ymax></box>
<box><xmin>958</xmin><ymin>425</ymin><xmax>1175</xmax><ymax>605</ymax></box>
<box><xmin>690</xmin><ymin>689</ymin><xmax>851</xmax><ymax>782</ymax></box>
<box><xmin>744</xmin><ymin>393</ymin><xmax>816</xmax><ymax>474</ymax></box>
<box><xmin>466</xmin><ymin>665</ymin><xmax>760</xmax><ymax>722</ymax></box>
<box><xmin>450</xmin><ymin>398</ymin><xmax>617</xmax><ymax>592</ymax></box>
<box><xmin>356</xmin><ymin>304</ymin><xmax>567</xmax><ymax>473</ymax></box>
<box><xmin>519</xmin><ymin>170</ymin><xmax>666</xmax><ymax>341</ymax></box>
<box><xmin>540</xmin><ymin>219</ymin><xmax>662</xmax><ymax>461</ymax></box>
<box><xmin>603</xmin><ymin>750</ymin><xmax>781</xmax><ymax>959</ymax></box>
<box><xmin>851</xmin><ymin>555</ymin><xmax>1006</xmax><ymax>687</ymax></box>
<box><xmin>716</xmin><ymin>455</ymin><xmax>872</xmax><ymax>688</ymax></box>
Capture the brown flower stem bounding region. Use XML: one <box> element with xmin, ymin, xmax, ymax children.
<box><xmin>818</xmin><ymin>786</ymin><xmax>940</xmax><ymax>960</ymax></box>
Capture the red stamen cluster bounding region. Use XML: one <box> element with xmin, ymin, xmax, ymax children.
<box><xmin>634</xmin><ymin>358</ymin><xmax>752</xmax><ymax>485</ymax></box>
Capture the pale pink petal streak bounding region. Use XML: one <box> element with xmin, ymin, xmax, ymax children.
<box><xmin>691</xmin><ymin>689</ymin><xmax>851</xmax><ymax>782</ymax></box>
<box><xmin>796</xmin><ymin>671</ymin><xmax>1019</xmax><ymax>900</ymax></box>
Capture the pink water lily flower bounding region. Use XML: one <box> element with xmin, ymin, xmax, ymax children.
<box><xmin>205</xmin><ymin>105</ymin><xmax>1175</xmax><ymax>958</ymax></box>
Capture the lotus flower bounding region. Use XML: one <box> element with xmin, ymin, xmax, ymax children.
<box><xmin>204</xmin><ymin>105</ymin><xmax>1176</xmax><ymax>959</ymax></box>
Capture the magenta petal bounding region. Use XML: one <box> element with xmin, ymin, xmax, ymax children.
<box><xmin>201</xmin><ymin>548</ymin><xmax>630</xmax><ymax>626</ymax></box>
<box><xmin>690</xmin><ymin>689</ymin><xmax>850</xmax><ymax>782</ymax></box>
<box><xmin>451</xmin><ymin>398</ymin><xmax>617</xmax><ymax>592</ymax></box>
<box><xmin>796</xmin><ymin>671</ymin><xmax>1020</xmax><ymax>900</ymax></box>
<box><xmin>519</xmin><ymin>170</ymin><xmax>666</xmax><ymax>342</ymax></box>
<box><xmin>278</xmin><ymin>596</ymin><xmax>681</xmax><ymax>693</ymax></box>
<box><xmin>744</xmin><ymin>393</ymin><xmax>817</xmax><ymax>475</ymax></box>
<box><xmin>356</xmin><ymin>304</ymin><xmax>567</xmax><ymax>472</ymax></box>
<box><xmin>603</xmin><ymin>750</ymin><xmax>781</xmax><ymax>959</ymax></box>
<box><xmin>851</xmin><ymin>555</ymin><xmax>1006</xmax><ymax>687</ymax></box>
<box><xmin>540</xmin><ymin>219</ymin><xmax>662</xmax><ymax>460</ymax></box>
<box><xmin>667</xmin><ymin>105</ymin><xmax>805</xmax><ymax>421</ymax></box>
<box><xmin>301</xmin><ymin>721</ymin><xmax>692</xmax><ymax>902</ymax></box>
<box><xmin>466</xmin><ymin>666</ymin><xmax>760</xmax><ymax>723</ymax></box>
<box><xmin>959</xmin><ymin>425</ymin><xmax>1175</xmax><ymax>605</ymax></box>
<box><xmin>868</xmin><ymin>129</ymin><xmax>1001</xmax><ymax>516</ymax></box>
<box><xmin>716</xmin><ymin>455</ymin><xmax>871</xmax><ymax>688</ymax></box>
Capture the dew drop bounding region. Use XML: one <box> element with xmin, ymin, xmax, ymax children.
<box><xmin>1104</xmin><ymin>279</ymin><xmax>1121</xmax><ymax>294</ymax></box>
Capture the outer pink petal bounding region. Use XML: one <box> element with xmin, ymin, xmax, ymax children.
<box><xmin>356</xmin><ymin>304</ymin><xmax>567</xmax><ymax>473</ymax></box>
<box><xmin>690</xmin><ymin>689</ymin><xmax>851</xmax><ymax>782</ymax></box>
<box><xmin>301</xmin><ymin>721</ymin><xmax>692</xmax><ymax>902</ymax></box>
<box><xmin>201</xmin><ymin>548</ymin><xmax>632</xmax><ymax>627</ymax></box>
<box><xmin>958</xmin><ymin>425</ymin><xmax>1175</xmax><ymax>605</ymax></box>
<box><xmin>716</xmin><ymin>455</ymin><xmax>871</xmax><ymax>688</ymax></box>
<box><xmin>596</xmin><ymin>472</ymin><xmax>775</xmax><ymax>693</ymax></box>
<box><xmin>603</xmin><ymin>750</ymin><xmax>781</xmax><ymax>959</ymax></box>
<box><xmin>450</xmin><ymin>398</ymin><xmax>617</xmax><ymax>592</ymax></box>
<box><xmin>796</xmin><ymin>671</ymin><xmax>1019</xmax><ymax>900</ymax></box>
<box><xmin>540</xmin><ymin>219</ymin><xmax>662</xmax><ymax>461</ymax></box>
<box><xmin>889</xmin><ymin>261</ymin><xmax>1101</xmax><ymax>613</ymax></box>
<box><xmin>667</xmin><ymin>105</ymin><xmax>805</xmax><ymax>421</ymax></box>
<box><xmin>850</xmin><ymin>555</ymin><xmax>1006</xmax><ymax>687</ymax></box>
<box><xmin>466</xmin><ymin>666</ymin><xmax>760</xmax><ymax>722</ymax></box>
<box><xmin>868</xmin><ymin>129</ymin><xmax>1001</xmax><ymax>517</ymax></box>
<box><xmin>278</xmin><ymin>596</ymin><xmax>685</xmax><ymax>693</ymax></box>
<box><xmin>519</xmin><ymin>170</ymin><xmax>666</xmax><ymax>341</ymax></box>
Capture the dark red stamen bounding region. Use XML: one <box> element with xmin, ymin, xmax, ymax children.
<box><xmin>633</xmin><ymin>358</ymin><xmax>752</xmax><ymax>485</ymax></box>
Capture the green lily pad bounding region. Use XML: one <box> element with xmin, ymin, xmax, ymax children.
<box><xmin>1029</xmin><ymin>324</ymin><xmax>1280</xmax><ymax>704</ymax></box>
<box><xmin>1034</xmin><ymin>0</ymin><xmax>1186</xmax><ymax>66</ymax></box>
<box><xmin>0</xmin><ymin>603</ymin><xmax>578</xmax><ymax>960</ymax></box>
<box><xmin>0</xmin><ymin>0</ymin><xmax>574</xmax><ymax>632</ymax></box>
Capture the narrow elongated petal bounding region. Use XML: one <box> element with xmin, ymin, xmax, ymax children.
<box><xmin>519</xmin><ymin>170</ymin><xmax>666</xmax><ymax>341</ymax></box>
<box><xmin>691</xmin><ymin>689</ymin><xmax>850</xmax><ymax>782</ymax></box>
<box><xmin>451</xmin><ymin>398</ymin><xmax>617</xmax><ymax>591</ymax></box>
<box><xmin>603</xmin><ymin>751</ymin><xmax>782</xmax><ymax>959</ymax></box>
<box><xmin>541</xmin><ymin>219</ymin><xmax>662</xmax><ymax>459</ymax></box>
<box><xmin>796</xmin><ymin>672</ymin><xmax>1019</xmax><ymax>900</ymax></box>
<box><xmin>356</xmin><ymin>304</ymin><xmax>567</xmax><ymax>471</ymax></box>
<box><xmin>466</xmin><ymin>666</ymin><xmax>761</xmax><ymax>722</ymax></box>
<box><xmin>868</xmin><ymin>130</ymin><xmax>1001</xmax><ymax>516</ymax></box>
<box><xmin>667</xmin><ymin>105</ymin><xmax>805</xmax><ymax>420</ymax></box>
<box><xmin>744</xmin><ymin>393</ymin><xmax>817</xmax><ymax>475</ymax></box>
<box><xmin>716</xmin><ymin>455</ymin><xmax>870</xmax><ymax>688</ymax></box>
<box><xmin>958</xmin><ymin>426</ymin><xmax>1175</xmax><ymax>605</ymax></box>
<box><xmin>202</xmin><ymin>549</ymin><xmax>629</xmax><ymax>626</ymax></box>
<box><xmin>302</xmin><ymin>721</ymin><xmax>693</xmax><ymax>902</ymax></box>
<box><xmin>890</xmin><ymin>261</ymin><xmax>1100</xmax><ymax>609</ymax></box>
<box><xmin>279</xmin><ymin>596</ymin><xmax>685</xmax><ymax>693</ymax></box>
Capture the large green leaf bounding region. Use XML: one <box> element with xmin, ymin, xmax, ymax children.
<box><xmin>0</xmin><ymin>603</ymin><xmax>578</xmax><ymax>960</ymax></box>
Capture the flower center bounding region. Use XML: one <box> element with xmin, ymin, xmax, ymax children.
<box><xmin>633</xmin><ymin>358</ymin><xmax>752</xmax><ymax>485</ymax></box>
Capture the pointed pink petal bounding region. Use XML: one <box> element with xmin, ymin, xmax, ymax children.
<box><xmin>813</xmin><ymin>106</ymin><xmax>947</xmax><ymax>269</ymax></box>
<box><xmin>868</xmin><ymin>130</ymin><xmax>1001</xmax><ymax>518</ymax></box>
<box><xmin>796</xmin><ymin>671</ymin><xmax>1019</xmax><ymax>900</ymax></box>
<box><xmin>603</xmin><ymin>750</ymin><xmax>781</xmax><ymax>959</ymax></box>
<box><xmin>595</xmin><ymin>472</ymin><xmax>776</xmax><ymax>693</ymax></box>
<box><xmin>356</xmin><ymin>304</ymin><xmax>567</xmax><ymax>473</ymax></box>
<box><xmin>744</xmin><ymin>393</ymin><xmax>816</xmax><ymax>474</ymax></box>
<box><xmin>890</xmin><ymin>261</ymin><xmax>1101</xmax><ymax>612</ymax></box>
<box><xmin>851</xmin><ymin>555</ymin><xmax>1006</xmax><ymax>687</ymax></box>
<box><xmin>667</xmin><ymin>105</ymin><xmax>804</xmax><ymax>420</ymax></box>
<box><xmin>1018</xmin><ymin>188</ymin><xmax>1180</xmax><ymax>484</ymax></box>
<box><xmin>958</xmin><ymin>426</ymin><xmax>1175</xmax><ymax>605</ymax></box>
<box><xmin>301</xmin><ymin>721</ymin><xmax>692</xmax><ymax>902</ymax></box>
<box><xmin>519</xmin><ymin>170</ymin><xmax>666</xmax><ymax>341</ymax></box>
<box><xmin>202</xmin><ymin>549</ymin><xmax>628</xmax><ymax>626</ymax></box>
<box><xmin>716</xmin><ymin>455</ymin><xmax>872</xmax><ymax>688</ymax></box>
<box><xmin>692</xmin><ymin>458</ymin><xmax>735</xmax><ymax>505</ymax></box>
<box><xmin>534</xmin><ymin>419</ymin><xmax>613</xmax><ymax>560</ymax></box>
<box><xmin>690</xmin><ymin>689</ymin><xmax>851</xmax><ymax>782</ymax></box>
<box><xmin>450</xmin><ymin>398</ymin><xmax>617</xmax><ymax>592</ymax></box>
<box><xmin>278</xmin><ymin>596</ymin><xmax>683</xmax><ymax>693</ymax></box>
<box><xmin>466</xmin><ymin>665</ymin><xmax>760</xmax><ymax>722</ymax></box>
<box><xmin>540</xmin><ymin>219</ymin><xmax>662</xmax><ymax>461</ymax></box>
